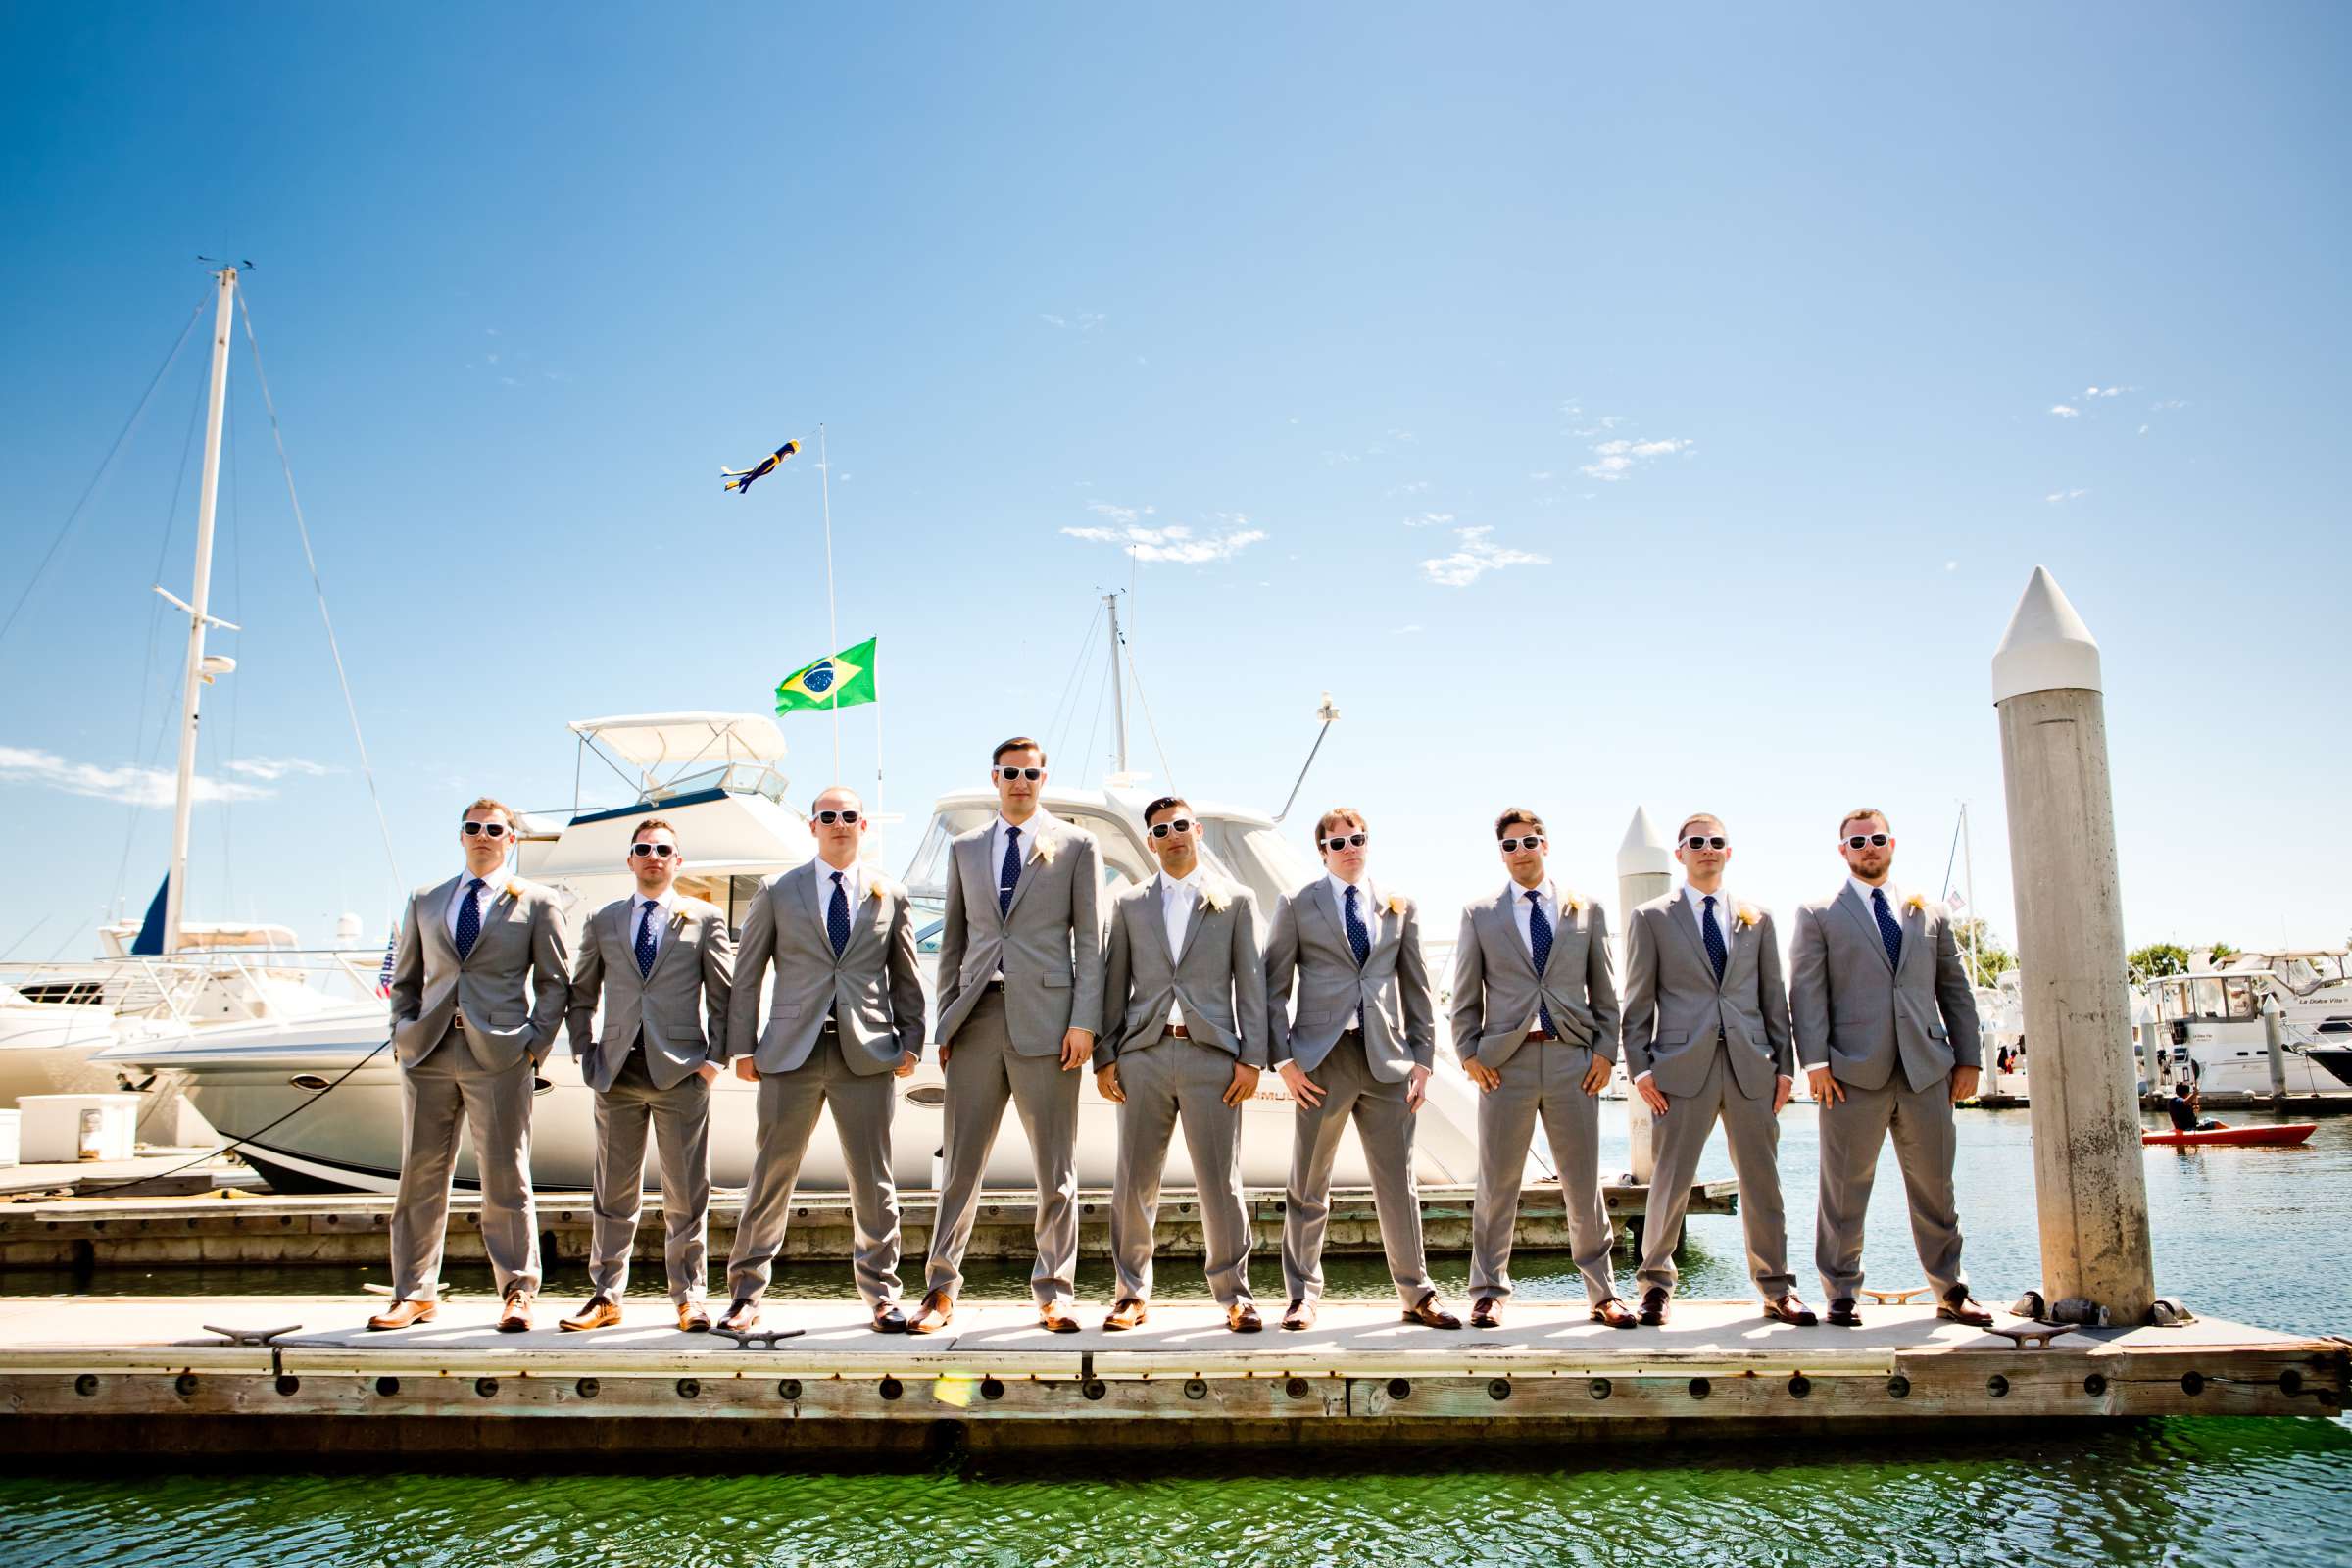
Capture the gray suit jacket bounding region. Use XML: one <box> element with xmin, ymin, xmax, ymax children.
<box><xmin>935</xmin><ymin>817</ymin><xmax>1104</xmax><ymax>1056</ymax></box>
<box><xmin>1264</xmin><ymin>880</ymin><xmax>1433</xmax><ymax>1082</ymax></box>
<box><xmin>564</xmin><ymin>893</ymin><xmax>735</xmax><ymax>1092</ymax></box>
<box><xmin>728</xmin><ymin>861</ymin><xmax>927</xmax><ymax>1076</ymax></box>
<box><xmin>1790</xmin><ymin>883</ymin><xmax>1983</xmax><ymax>1093</ymax></box>
<box><xmin>1448</xmin><ymin>887</ymin><xmax>1620</xmax><ymax>1072</ymax></box>
<box><xmin>1096</xmin><ymin>875</ymin><xmax>1270</xmax><ymax>1071</ymax></box>
<box><xmin>1621</xmin><ymin>892</ymin><xmax>1792</xmax><ymax>1099</ymax></box>
<box><xmin>388</xmin><ymin>872</ymin><xmax>570</xmax><ymax>1070</ymax></box>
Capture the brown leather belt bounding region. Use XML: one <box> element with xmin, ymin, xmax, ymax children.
<box><xmin>981</xmin><ymin>979</ymin><xmax>1005</xmax><ymax>995</ymax></box>
<box><xmin>1525</xmin><ymin>1029</ymin><xmax>1558</xmax><ymax>1043</ymax></box>
<box><xmin>1165</xmin><ymin>1024</ymin><xmax>1190</xmax><ymax>1039</ymax></box>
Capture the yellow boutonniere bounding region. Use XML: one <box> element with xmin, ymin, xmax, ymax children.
<box><xmin>1200</xmin><ymin>884</ymin><xmax>1231</xmax><ymax>914</ymax></box>
<box><xmin>504</xmin><ymin>880</ymin><xmax>525</xmax><ymax>902</ymax></box>
<box><xmin>1384</xmin><ymin>892</ymin><xmax>1408</xmax><ymax>917</ymax></box>
<box><xmin>1562</xmin><ymin>891</ymin><xmax>1587</xmax><ymax>917</ymax></box>
<box><xmin>869</xmin><ymin>880</ymin><xmax>888</xmax><ymax>902</ymax></box>
<box><xmin>1904</xmin><ymin>893</ymin><xmax>1928</xmax><ymax>916</ymax></box>
<box><xmin>1735</xmin><ymin>903</ymin><xmax>1761</xmax><ymax>930</ymax></box>
<box><xmin>1035</xmin><ymin>834</ymin><xmax>1061</xmax><ymax>866</ymax></box>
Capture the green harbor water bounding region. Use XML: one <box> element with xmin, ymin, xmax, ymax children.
<box><xmin>4</xmin><ymin>1108</ymin><xmax>2348</xmax><ymax>1567</ymax></box>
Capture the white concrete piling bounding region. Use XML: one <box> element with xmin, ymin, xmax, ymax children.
<box><xmin>1616</xmin><ymin>807</ymin><xmax>1675</xmax><ymax>1184</ymax></box>
<box><xmin>1991</xmin><ymin>566</ymin><xmax>2157</xmax><ymax>1323</ymax></box>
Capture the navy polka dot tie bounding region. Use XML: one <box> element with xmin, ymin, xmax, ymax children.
<box><xmin>828</xmin><ymin>871</ymin><xmax>851</xmax><ymax>958</ymax></box>
<box><xmin>1344</xmin><ymin>885</ymin><xmax>1371</xmax><ymax>967</ymax></box>
<box><xmin>1871</xmin><ymin>887</ymin><xmax>1904</xmax><ymax>970</ymax></box>
<box><xmin>454</xmin><ymin>878</ymin><xmax>485</xmax><ymax>961</ymax></box>
<box><xmin>1701</xmin><ymin>894</ymin><xmax>1727</xmax><ymax>983</ymax></box>
<box><xmin>998</xmin><ymin>826</ymin><xmax>1021</xmax><ymax>918</ymax></box>
<box><xmin>634</xmin><ymin>900</ymin><xmax>659</xmax><ymax>978</ymax></box>
<box><xmin>1525</xmin><ymin>890</ymin><xmax>1556</xmax><ymax>1035</ymax></box>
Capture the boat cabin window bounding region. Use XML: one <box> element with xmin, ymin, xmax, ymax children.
<box><xmin>1200</xmin><ymin>820</ymin><xmax>1321</xmax><ymax>910</ymax></box>
<box><xmin>2221</xmin><ymin>976</ymin><xmax>2257</xmax><ymax>1020</ymax></box>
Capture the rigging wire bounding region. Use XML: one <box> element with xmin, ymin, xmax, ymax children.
<box><xmin>1122</xmin><ymin>632</ymin><xmax>1177</xmax><ymax>792</ymax></box>
<box><xmin>0</xmin><ymin>294</ymin><xmax>207</xmax><ymax>651</ymax></box>
<box><xmin>1043</xmin><ymin>599</ymin><xmax>1103</xmax><ymax>762</ymax></box>
<box><xmin>235</xmin><ymin>288</ymin><xmax>405</xmax><ymax>901</ymax></box>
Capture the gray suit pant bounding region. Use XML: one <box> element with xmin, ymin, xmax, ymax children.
<box><xmin>1109</xmin><ymin>1039</ymin><xmax>1253</xmax><ymax>1308</ymax></box>
<box><xmin>588</xmin><ymin>1050</ymin><xmax>711</xmax><ymax>1303</ymax></box>
<box><xmin>1470</xmin><ymin>1043</ymin><xmax>1615</xmax><ymax>1306</ymax></box>
<box><xmin>390</xmin><ymin>1026</ymin><xmax>540</xmax><ymax>1301</ymax></box>
<box><xmin>1636</xmin><ymin>1044</ymin><xmax>1794</xmax><ymax>1298</ymax></box>
<box><xmin>1282</xmin><ymin>1033</ymin><xmax>1435</xmax><ymax>1308</ymax></box>
<box><xmin>926</xmin><ymin>990</ymin><xmax>1081</xmax><ymax>1309</ymax></box>
<box><xmin>1815</xmin><ymin>1073</ymin><xmax>1968</xmax><ymax>1303</ymax></box>
<box><xmin>726</xmin><ymin>1033</ymin><xmax>902</xmax><ymax>1308</ymax></box>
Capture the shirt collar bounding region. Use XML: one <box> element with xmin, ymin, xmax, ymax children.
<box><xmin>998</xmin><ymin>810</ymin><xmax>1052</xmax><ymax>839</ymax></box>
<box><xmin>1328</xmin><ymin>871</ymin><xmax>1375</xmax><ymax>909</ymax></box>
<box><xmin>631</xmin><ymin>885</ymin><xmax>675</xmax><ymax>914</ymax></box>
<box><xmin>1850</xmin><ymin>876</ymin><xmax>1899</xmax><ymax>908</ymax></box>
<box><xmin>1683</xmin><ymin>883</ymin><xmax>1730</xmax><ymax>912</ymax></box>
<box><xmin>1160</xmin><ymin>865</ymin><xmax>1203</xmax><ymax>894</ymax></box>
<box><xmin>1506</xmin><ymin>877</ymin><xmax>1551</xmax><ymax>906</ymax></box>
<box><xmin>458</xmin><ymin>865</ymin><xmax>501</xmax><ymax>891</ymax></box>
<box><xmin>819</xmin><ymin>857</ymin><xmax>864</xmax><ymax>891</ymax></box>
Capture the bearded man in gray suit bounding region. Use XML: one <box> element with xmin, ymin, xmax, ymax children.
<box><xmin>369</xmin><ymin>797</ymin><xmax>569</xmax><ymax>1334</ymax></box>
<box><xmin>1623</xmin><ymin>812</ymin><xmax>1811</xmax><ymax>1328</ymax></box>
<box><xmin>1094</xmin><ymin>795</ymin><xmax>1268</xmax><ymax>1334</ymax></box>
<box><xmin>718</xmin><ymin>786</ymin><xmax>925</xmax><ymax>1334</ymax></box>
<box><xmin>1268</xmin><ymin>808</ymin><xmax>1460</xmax><ymax>1332</ymax></box>
<box><xmin>1451</xmin><ymin>808</ymin><xmax>1632</xmax><ymax>1329</ymax></box>
<box><xmin>558</xmin><ymin>816</ymin><xmax>734</xmax><ymax>1334</ymax></box>
<box><xmin>1791</xmin><ymin>807</ymin><xmax>1994</xmax><ymax>1329</ymax></box>
<box><xmin>911</xmin><ymin>737</ymin><xmax>1103</xmax><ymax>1335</ymax></box>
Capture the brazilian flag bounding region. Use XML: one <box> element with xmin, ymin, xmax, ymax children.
<box><xmin>775</xmin><ymin>637</ymin><xmax>878</xmax><ymax>715</ymax></box>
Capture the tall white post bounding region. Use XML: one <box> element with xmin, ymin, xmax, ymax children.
<box><xmin>1615</xmin><ymin>807</ymin><xmax>1674</xmax><ymax>1183</ymax></box>
<box><xmin>1104</xmin><ymin>592</ymin><xmax>1128</xmax><ymax>776</ymax></box>
<box><xmin>1992</xmin><ymin>565</ymin><xmax>2156</xmax><ymax>1322</ymax></box>
<box><xmin>162</xmin><ymin>267</ymin><xmax>238</xmax><ymax>954</ymax></box>
<box><xmin>816</xmin><ymin>423</ymin><xmax>841</xmax><ymax>783</ymax></box>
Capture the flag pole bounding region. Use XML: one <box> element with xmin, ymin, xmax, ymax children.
<box><xmin>817</xmin><ymin>422</ymin><xmax>841</xmax><ymax>782</ymax></box>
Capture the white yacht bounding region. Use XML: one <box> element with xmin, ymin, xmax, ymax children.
<box><xmin>2136</xmin><ymin>955</ymin><xmax>2352</xmax><ymax>1097</ymax></box>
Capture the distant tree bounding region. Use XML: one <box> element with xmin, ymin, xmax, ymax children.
<box><xmin>1953</xmin><ymin>918</ymin><xmax>2016</xmax><ymax>989</ymax></box>
<box><xmin>2130</xmin><ymin>942</ymin><xmax>2191</xmax><ymax>979</ymax></box>
<box><xmin>2207</xmin><ymin>940</ymin><xmax>2239</xmax><ymax>962</ymax></box>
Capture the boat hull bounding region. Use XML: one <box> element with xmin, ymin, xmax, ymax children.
<box><xmin>2141</xmin><ymin>1122</ymin><xmax>2319</xmax><ymax>1148</ymax></box>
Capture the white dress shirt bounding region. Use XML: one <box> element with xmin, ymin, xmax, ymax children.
<box><xmin>1682</xmin><ymin>882</ymin><xmax>1733</xmax><ymax>956</ymax></box>
<box><xmin>1851</xmin><ymin>877</ymin><xmax>1904</xmax><ymax>923</ymax></box>
<box><xmin>1158</xmin><ymin>865</ymin><xmax>1203</xmax><ymax>1024</ymax></box>
<box><xmin>445</xmin><ymin>867</ymin><xmax>505</xmax><ymax>938</ymax></box>
<box><xmin>1507</xmin><ymin>878</ymin><xmax>1560</xmax><ymax>1033</ymax></box>
<box><xmin>987</xmin><ymin>810</ymin><xmax>1053</xmax><ymax>979</ymax></box>
<box><xmin>813</xmin><ymin>856</ymin><xmax>867</xmax><ymax>945</ymax></box>
<box><xmin>1326</xmin><ymin>872</ymin><xmax>1378</xmax><ymax>1031</ymax></box>
<box><xmin>627</xmin><ymin>886</ymin><xmax>675</xmax><ymax>962</ymax></box>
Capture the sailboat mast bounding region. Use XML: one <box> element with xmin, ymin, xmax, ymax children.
<box><xmin>162</xmin><ymin>266</ymin><xmax>238</xmax><ymax>954</ymax></box>
<box><xmin>1103</xmin><ymin>591</ymin><xmax>1128</xmax><ymax>776</ymax></box>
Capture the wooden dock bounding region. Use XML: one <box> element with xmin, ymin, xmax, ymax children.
<box><xmin>0</xmin><ymin>1179</ymin><xmax>1738</xmax><ymax>1272</ymax></box>
<box><xmin>0</xmin><ymin>1293</ymin><xmax>2338</xmax><ymax>1458</ymax></box>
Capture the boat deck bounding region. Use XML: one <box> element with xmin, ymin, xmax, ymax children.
<box><xmin>2</xmin><ymin>1293</ymin><xmax>2338</xmax><ymax>1458</ymax></box>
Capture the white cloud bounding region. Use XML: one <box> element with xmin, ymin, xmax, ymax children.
<box><xmin>2044</xmin><ymin>488</ymin><xmax>2090</xmax><ymax>504</ymax></box>
<box><xmin>0</xmin><ymin>746</ymin><xmax>276</xmax><ymax>808</ymax></box>
<box><xmin>1039</xmin><ymin>310</ymin><xmax>1105</xmax><ymax>332</ymax></box>
<box><xmin>1943</xmin><ymin>561</ymin><xmax>1959</xmax><ymax>572</ymax></box>
<box><xmin>2049</xmin><ymin>405</ymin><xmax>2081</xmax><ymax>418</ymax></box>
<box><xmin>1580</xmin><ymin>435</ymin><xmax>1692</xmax><ymax>482</ymax></box>
<box><xmin>1392</xmin><ymin>624</ymin><xmax>1424</xmax><ymax>635</ymax></box>
<box><xmin>2137</xmin><ymin>424</ymin><xmax>2149</xmax><ymax>436</ymax></box>
<box><xmin>1085</xmin><ymin>501</ymin><xmax>1156</xmax><ymax>526</ymax></box>
<box><xmin>1401</xmin><ymin>512</ymin><xmax>1455</xmax><ymax>528</ymax></box>
<box><xmin>2151</xmin><ymin>399</ymin><xmax>2188</xmax><ymax>410</ymax></box>
<box><xmin>1060</xmin><ymin>515</ymin><xmax>1266</xmax><ymax>564</ymax></box>
<box><xmin>1419</xmin><ymin>526</ymin><xmax>1549</xmax><ymax>587</ymax></box>
<box><xmin>222</xmin><ymin>756</ymin><xmax>333</xmax><ymax>782</ymax></box>
<box><xmin>2082</xmin><ymin>385</ymin><xmax>2131</xmax><ymax>398</ymax></box>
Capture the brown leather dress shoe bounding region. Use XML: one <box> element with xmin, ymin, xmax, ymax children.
<box><xmin>560</xmin><ymin>1295</ymin><xmax>622</xmax><ymax>1333</ymax></box>
<box><xmin>1039</xmin><ymin>1305</ymin><xmax>1083</xmax><ymax>1334</ymax></box>
<box><xmin>1226</xmin><ymin>1301</ymin><xmax>1263</xmax><ymax>1334</ymax></box>
<box><xmin>716</xmin><ymin>1297</ymin><xmax>760</xmax><ymax>1334</ymax></box>
<box><xmin>366</xmin><ymin>1298</ymin><xmax>436</xmax><ymax>1332</ymax></box>
<box><xmin>1637</xmin><ymin>1287</ymin><xmax>1670</xmax><ymax>1327</ymax></box>
<box><xmin>1280</xmin><ymin>1298</ymin><xmax>1316</xmax><ymax>1332</ymax></box>
<box><xmin>1592</xmin><ymin>1297</ymin><xmax>1639</xmax><ymax>1329</ymax></box>
<box><xmin>1102</xmin><ymin>1298</ymin><xmax>1149</xmax><ymax>1331</ymax></box>
<box><xmin>1937</xmin><ymin>1287</ymin><xmax>1995</xmax><ymax>1328</ymax></box>
<box><xmin>871</xmin><ymin>1301</ymin><xmax>908</xmax><ymax>1334</ymax></box>
<box><xmin>1762</xmin><ymin>1294</ymin><xmax>1819</xmax><ymax>1327</ymax></box>
<box><xmin>677</xmin><ymin>1300</ymin><xmax>711</xmax><ymax>1333</ymax></box>
<box><xmin>496</xmin><ymin>1289</ymin><xmax>534</xmax><ymax>1334</ymax></box>
<box><xmin>906</xmin><ymin>1289</ymin><xmax>955</xmax><ymax>1335</ymax></box>
<box><xmin>1401</xmin><ymin>1291</ymin><xmax>1462</xmax><ymax>1330</ymax></box>
<box><xmin>1470</xmin><ymin>1297</ymin><xmax>1502</xmax><ymax>1329</ymax></box>
<box><xmin>1826</xmin><ymin>1298</ymin><xmax>1863</xmax><ymax>1327</ymax></box>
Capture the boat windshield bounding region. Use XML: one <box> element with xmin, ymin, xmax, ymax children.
<box><xmin>1200</xmin><ymin>819</ymin><xmax>1319</xmax><ymax>908</ymax></box>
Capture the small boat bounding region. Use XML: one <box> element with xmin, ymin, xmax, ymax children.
<box><xmin>2141</xmin><ymin>1122</ymin><xmax>2319</xmax><ymax>1148</ymax></box>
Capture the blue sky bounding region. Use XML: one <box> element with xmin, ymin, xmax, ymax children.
<box><xmin>2</xmin><ymin>3</ymin><xmax>2347</xmax><ymax>960</ymax></box>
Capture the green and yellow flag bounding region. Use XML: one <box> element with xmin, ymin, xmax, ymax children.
<box><xmin>774</xmin><ymin>636</ymin><xmax>878</xmax><ymax>715</ymax></box>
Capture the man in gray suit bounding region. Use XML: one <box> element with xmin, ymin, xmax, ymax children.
<box><xmin>910</xmin><ymin>737</ymin><xmax>1103</xmax><ymax>1335</ymax></box>
<box><xmin>1268</xmin><ymin>808</ymin><xmax>1460</xmax><ymax>1331</ymax></box>
<box><xmin>559</xmin><ymin>816</ymin><xmax>734</xmax><ymax>1334</ymax></box>
<box><xmin>1094</xmin><ymin>796</ymin><xmax>1269</xmax><ymax>1334</ymax></box>
<box><xmin>1451</xmin><ymin>808</ymin><xmax>1631</xmax><ymax>1329</ymax></box>
<box><xmin>717</xmin><ymin>786</ymin><xmax>925</xmax><ymax>1334</ymax></box>
<box><xmin>1791</xmin><ymin>808</ymin><xmax>1994</xmax><ymax>1329</ymax></box>
<box><xmin>369</xmin><ymin>797</ymin><xmax>569</xmax><ymax>1333</ymax></box>
<box><xmin>1623</xmin><ymin>812</ymin><xmax>1812</xmax><ymax>1328</ymax></box>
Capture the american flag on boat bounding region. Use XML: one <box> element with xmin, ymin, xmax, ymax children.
<box><xmin>375</xmin><ymin>928</ymin><xmax>398</xmax><ymax>998</ymax></box>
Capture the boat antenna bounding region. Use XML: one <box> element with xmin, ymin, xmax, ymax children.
<box><xmin>1272</xmin><ymin>692</ymin><xmax>1341</xmax><ymax>823</ymax></box>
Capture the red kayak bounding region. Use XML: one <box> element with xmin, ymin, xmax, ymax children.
<box><xmin>2142</xmin><ymin>1122</ymin><xmax>2319</xmax><ymax>1148</ymax></box>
